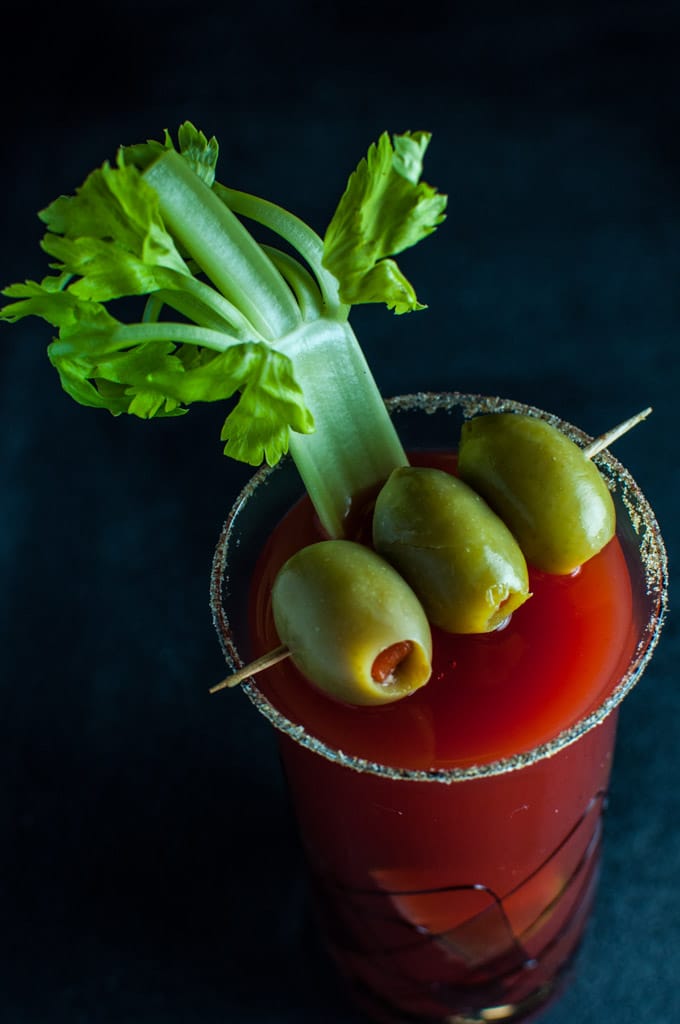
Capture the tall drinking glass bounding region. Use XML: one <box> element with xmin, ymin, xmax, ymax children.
<box><xmin>210</xmin><ymin>393</ymin><xmax>667</xmax><ymax>1024</ymax></box>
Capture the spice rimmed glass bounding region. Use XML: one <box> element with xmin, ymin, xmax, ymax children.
<box><xmin>210</xmin><ymin>393</ymin><xmax>667</xmax><ymax>1024</ymax></box>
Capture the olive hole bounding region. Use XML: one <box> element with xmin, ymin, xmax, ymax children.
<box><xmin>371</xmin><ymin>641</ymin><xmax>431</xmax><ymax>698</ymax></box>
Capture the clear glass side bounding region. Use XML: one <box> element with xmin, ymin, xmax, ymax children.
<box><xmin>209</xmin><ymin>392</ymin><xmax>668</xmax><ymax>782</ymax></box>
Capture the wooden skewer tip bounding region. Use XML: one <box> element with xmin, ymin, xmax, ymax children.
<box><xmin>583</xmin><ymin>406</ymin><xmax>653</xmax><ymax>459</ymax></box>
<box><xmin>209</xmin><ymin>644</ymin><xmax>291</xmax><ymax>694</ymax></box>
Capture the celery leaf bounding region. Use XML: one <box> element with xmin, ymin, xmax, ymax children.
<box><xmin>220</xmin><ymin>346</ymin><xmax>315</xmax><ymax>466</ymax></box>
<box><xmin>40</xmin><ymin>161</ymin><xmax>187</xmax><ymax>285</ymax></box>
<box><xmin>41</xmin><ymin>299</ymin><xmax>314</xmax><ymax>458</ymax></box>
<box><xmin>322</xmin><ymin>131</ymin><xmax>447</xmax><ymax>314</ymax></box>
<box><xmin>0</xmin><ymin>274</ymin><xmax>81</xmax><ymax>327</ymax></box>
<box><xmin>119</xmin><ymin>121</ymin><xmax>219</xmax><ymax>187</ymax></box>
<box><xmin>41</xmin><ymin>233</ymin><xmax>191</xmax><ymax>304</ymax></box>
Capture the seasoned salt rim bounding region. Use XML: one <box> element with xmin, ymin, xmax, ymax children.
<box><xmin>210</xmin><ymin>392</ymin><xmax>668</xmax><ymax>783</ymax></box>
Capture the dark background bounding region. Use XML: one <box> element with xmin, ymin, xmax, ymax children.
<box><xmin>1</xmin><ymin>2</ymin><xmax>678</xmax><ymax>1021</ymax></box>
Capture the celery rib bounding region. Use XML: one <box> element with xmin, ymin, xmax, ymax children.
<box><xmin>50</xmin><ymin>321</ymin><xmax>246</xmax><ymax>357</ymax></box>
<box><xmin>143</xmin><ymin>289</ymin><xmax>238</xmax><ymax>333</ymax></box>
<box><xmin>261</xmin><ymin>246</ymin><xmax>324</xmax><ymax>321</ymax></box>
<box><xmin>213</xmin><ymin>184</ymin><xmax>346</xmax><ymax>316</ymax></box>
<box><xmin>167</xmin><ymin>272</ymin><xmax>266</xmax><ymax>339</ymax></box>
<box><xmin>145</xmin><ymin>153</ymin><xmax>301</xmax><ymax>341</ymax></box>
<box><xmin>279</xmin><ymin>318</ymin><xmax>407</xmax><ymax>538</ymax></box>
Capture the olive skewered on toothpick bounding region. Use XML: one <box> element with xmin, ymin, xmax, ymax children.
<box><xmin>372</xmin><ymin>466</ymin><xmax>531</xmax><ymax>634</ymax></box>
<box><xmin>457</xmin><ymin>406</ymin><xmax>651</xmax><ymax>575</ymax></box>
<box><xmin>213</xmin><ymin>539</ymin><xmax>433</xmax><ymax>706</ymax></box>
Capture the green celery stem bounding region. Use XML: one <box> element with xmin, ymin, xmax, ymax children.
<box><xmin>144</xmin><ymin>152</ymin><xmax>301</xmax><ymax>341</ymax></box>
<box><xmin>281</xmin><ymin>319</ymin><xmax>408</xmax><ymax>539</ymax></box>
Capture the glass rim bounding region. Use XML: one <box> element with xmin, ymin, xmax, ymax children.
<box><xmin>210</xmin><ymin>391</ymin><xmax>669</xmax><ymax>783</ymax></box>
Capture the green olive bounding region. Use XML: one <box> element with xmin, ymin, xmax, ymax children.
<box><xmin>457</xmin><ymin>413</ymin><xmax>616</xmax><ymax>574</ymax></box>
<box><xmin>372</xmin><ymin>466</ymin><xmax>531</xmax><ymax>634</ymax></box>
<box><xmin>271</xmin><ymin>540</ymin><xmax>432</xmax><ymax>706</ymax></box>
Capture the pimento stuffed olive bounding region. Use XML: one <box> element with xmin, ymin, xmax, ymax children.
<box><xmin>372</xmin><ymin>466</ymin><xmax>531</xmax><ymax>634</ymax></box>
<box><xmin>457</xmin><ymin>413</ymin><xmax>616</xmax><ymax>574</ymax></box>
<box><xmin>271</xmin><ymin>540</ymin><xmax>432</xmax><ymax>706</ymax></box>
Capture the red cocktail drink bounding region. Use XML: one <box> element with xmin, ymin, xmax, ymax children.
<box><xmin>211</xmin><ymin>394</ymin><xmax>666</xmax><ymax>1023</ymax></box>
<box><xmin>7</xmin><ymin>121</ymin><xmax>663</xmax><ymax>1021</ymax></box>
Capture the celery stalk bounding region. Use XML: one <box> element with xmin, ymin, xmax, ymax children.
<box><xmin>1</xmin><ymin>123</ymin><xmax>446</xmax><ymax>535</ymax></box>
<box><xmin>281</xmin><ymin>319</ymin><xmax>408</xmax><ymax>538</ymax></box>
<box><xmin>144</xmin><ymin>152</ymin><xmax>301</xmax><ymax>341</ymax></box>
<box><xmin>147</xmin><ymin>154</ymin><xmax>408</xmax><ymax>537</ymax></box>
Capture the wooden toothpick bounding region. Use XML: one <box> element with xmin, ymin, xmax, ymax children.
<box><xmin>582</xmin><ymin>406</ymin><xmax>652</xmax><ymax>459</ymax></box>
<box><xmin>209</xmin><ymin>644</ymin><xmax>291</xmax><ymax>694</ymax></box>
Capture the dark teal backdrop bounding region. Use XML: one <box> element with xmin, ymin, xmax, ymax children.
<box><xmin>1</xmin><ymin>3</ymin><xmax>677</xmax><ymax>1021</ymax></box>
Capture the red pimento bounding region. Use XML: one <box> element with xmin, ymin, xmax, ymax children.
<box><xmin>371</xmin><ymin>641</ymin><xmax>415</xmax><ymax>683</ymax></box>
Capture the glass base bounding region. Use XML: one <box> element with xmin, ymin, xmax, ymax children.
<box><xmin>345</xmin><ymin>954</ymin><xmax>577</xmax><ymax>1024</ymax></box>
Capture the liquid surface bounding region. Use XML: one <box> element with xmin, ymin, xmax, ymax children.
<box><xmin>249</xmin><ymin>453</ymin><xmax>636</xmax><ymax>771</ymax></box>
